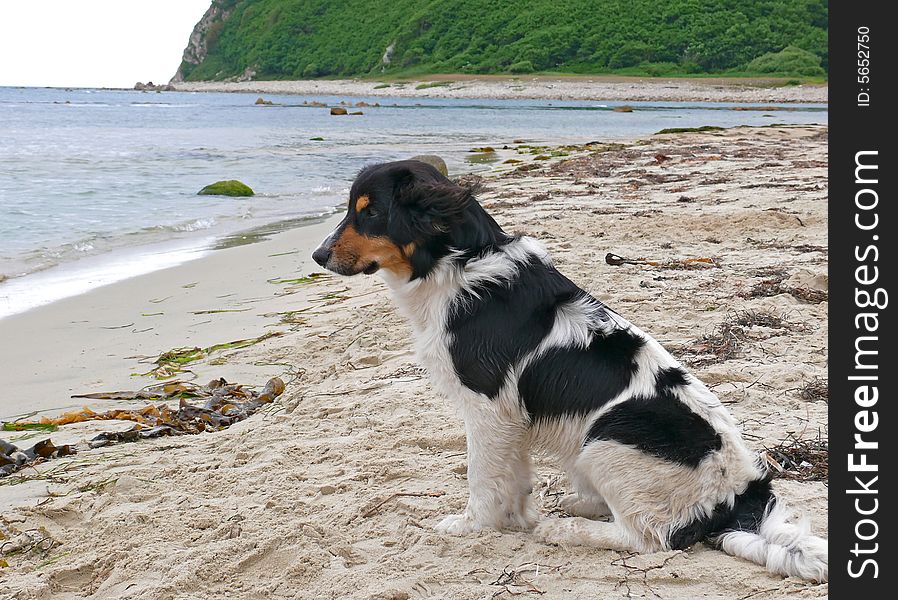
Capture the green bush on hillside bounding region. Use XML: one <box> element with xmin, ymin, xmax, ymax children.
<box><xmin>178</xmin><ymin>0</ymin><xmax>828</xmax><ymax>81</ymax></box>
<box><xmin>744</xmin><ymin>46</ymin><xmax>826</xmax><ymax>77</ymax></box>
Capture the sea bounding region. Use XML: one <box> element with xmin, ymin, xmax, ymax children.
<box><xmin>0</xmin><ymin>86</ymin><xmax>827</xmax><ymax>319</ymax></box>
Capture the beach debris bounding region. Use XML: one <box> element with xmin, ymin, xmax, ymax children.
<box><xmin>486</xmin><ymin>562</ymin><xmax>564</xmax><ymax>597</ymax></box>
<box><xmin>197</xmin><ymin>180</ymin><xmax>255</xmax><ymax>197</ymax></box>
<box><xmin>1</xmin><ymin>377</ymin><xmax>285</xmax><ymax>477</ymax></box>
<box><xmin>2</xmin><ymin>422</ymin><xmax>58</xmax><ymax>432</ymax></box>
<box><xmin>1</xmin><ymin>438</ymin><xmax>75</xmax><ymax>476</ymax></box>
<box><xmin>762</xmin><ymin>432</ymin><xmax>828</xmax><ymax>481</ymax></box>
<box><xmin>268</xmin><ymin>272</ymin><xmax>329</xmax><ymax>285</ymax></box>
<box><xmin>409</xmin><ymin>154</ymin><xmax>448</xmax><ymax>176</ymax></box>
<box><xmin>798</xmin><ymin>377</ymin><xmax>828</xmax><ymax>403</ymax></box>
<box><xmin>330</xmin><ymin>107</ymin><xmax>348</xmax><ymax>115</ymax></box>
<box><xmin>360</xmin><ymin>490</ymin><xmax>445</xmax><ymax>518</ymax></box>
<box><xmin>254</xmin><ymin>97</ymin><xmax>274</xmax><ymax>105</ymax></box>
<box><xmin>604</xmin><ymin>252</ymin><xmax>719</xmax><ymax>269</ymax></box>
<box><xmin>137</xmin><ymin>332</ymin><xmax>284</xmax><ymax>379</ymax></box>
<box><xmin>740</xmin><ymin>273</ymin><xmax>828</xmax><ymax>303</ymax></box>
<box><xmin>681</xmin><ymin>310</ymin><xmax>800</xmax><ymax>367</ymax></box>
<box><xmin>613</xmin><ymin>105</ymin><xmax>634</xmax><ymax>112</ymax></box>
<box><xmin>655</xmin><ymin>125</ymin><xmax>725</xmax><ymax>135</ymax></box>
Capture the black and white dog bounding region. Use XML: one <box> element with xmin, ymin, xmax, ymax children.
<box><xmin>312</xmin><ymin>160</ymin><xmax>827</xmax><ymax>582</ymax></box>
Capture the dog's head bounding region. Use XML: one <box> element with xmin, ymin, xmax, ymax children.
<box><xmin>312</xmin><ymin>160</ymin><xmax>505</xmax><ymax>280</ymax></box>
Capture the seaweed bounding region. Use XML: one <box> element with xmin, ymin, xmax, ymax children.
<box><xmin>605</xmin><ymin>252</ymin><xmax>720</xmax><ymax>270</ymax></box>
<box><xmin>1</xmin><ymin>377</ymin><xmax>286</xmax><ymax>477</ymax></box>
<box><xmin>762</xmin><ymin>432</ymin><xmax>828</xmax><ymax>482</ymax></box>
<box><xmin>798</xmin><ymin>377</ymin><xmax>828</xmax><ymax>403</ymax></box>
<box><xmin>740</xmin><ymin>274</ymin><xmax>828</xmax><ymax>303</ymax></box>
<box><xmin>268</xmin><ymin>273</ymin><xmax>328</xmax><ymax>285</ymax></box>
<box><xmin>2</xmin><ymin>423</ymin><xmax>58</xmax><ymax>432</ymax></box>
<box><xmin>656</xmin><ymin>126</ymin><xmax>725</xmax><ymax>135</ymax></box>
<box><xmin>139</xmin><ymin>332</ymin><xmax>284</xmax><ymax>379</ymax></box>
<box><xmin>683</xmin><ymin>310</ymin><xmax>799</xmax><ymax>367</ymax></box>
<box><xmin>1</xmin><ymin>439</ymin><xmax>75</xmax><ymax>476</ymax></box>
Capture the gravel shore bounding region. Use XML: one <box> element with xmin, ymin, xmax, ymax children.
<box><xmin>174</xmin><ymin>76</ymin><xmax>828</xmax><ymax>104</ymax></box>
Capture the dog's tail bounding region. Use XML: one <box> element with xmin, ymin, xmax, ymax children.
<box><xmin>714</xmin><ymin>492</ymin><xmax>828</xmax><ymax>582</ymax></box>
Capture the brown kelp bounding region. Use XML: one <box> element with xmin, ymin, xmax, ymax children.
<box><xmin>1</xmin><ymin>377</ymin><xmax>285</xmax><ymax>477</ymax></box>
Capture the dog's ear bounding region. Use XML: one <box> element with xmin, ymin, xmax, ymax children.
<box><xmin>393</xmin><ymin>171</ymin><xmax>474</xmax><ymax>235</ymax></box>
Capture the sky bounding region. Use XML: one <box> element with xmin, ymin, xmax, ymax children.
<box><xmin>0</xmin><ymin>1</ymin><xmax>213</xmax><ymax>88</ymax></box>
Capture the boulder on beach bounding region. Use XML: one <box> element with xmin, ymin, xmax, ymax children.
<box><xmin>330</xmin><ymin>107</ymin><xmax>348</xmax><ymax>115</ymax></box>
<box><xmin>255</xmin><ymin>97</ymin><xmax>274</xmax><ymax>105</ymax></box>
<box><xmin>349</xmin><ymin>111</ymin><xmax>364</xmax><ymax>115</ymax></box>
<box><xmin>613</xmin><ymin>105</ymin><xmax>634</xmax><ymax>113</ymax></box>
<box><xmin>410</xmin><ymin>154</ymin><xmax>449</xmax><ymax>177</ymax></box>
<box><xmin>197</xmin><ymin>180</ymin><xmax>255</xmax><ymax>197</ymax></box>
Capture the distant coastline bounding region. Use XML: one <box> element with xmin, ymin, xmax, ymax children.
<box><xmin>172</xmin><ymin>76</ymin><xmax>828</xmax><ymax>104</ymax></box>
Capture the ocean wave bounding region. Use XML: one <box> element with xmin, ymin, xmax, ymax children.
<box><xmin>171</xmin><ymin>217</ymin><xmax>217</xmax><ymax>232</ymax></box>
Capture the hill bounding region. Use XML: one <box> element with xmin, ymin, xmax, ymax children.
<box><xmin>173</xmin><ymin>0</ymin><xmax>827</xmax><ymax>82</ymax></box>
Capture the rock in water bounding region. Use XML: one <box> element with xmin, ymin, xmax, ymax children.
<box><xmin>198</xmin><ymin>180</ymin><xmax>255</xmax><ymax>197</ymax></box>
<box><xmin>410</xmin><ymin>155</ymin><xmax>449</xmax><ymax>177</ymax></box>
<box><xmin>330</xmin><ymin>107</ymin><xmax>348</xmax><ymax>115</ymax></box>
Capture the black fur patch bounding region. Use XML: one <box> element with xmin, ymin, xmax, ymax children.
<box><xmin>585</xmin><ymin>391</ymin><xmax>722</xmax><ymax>467</ymax></box>
<box><xmin>518</xmin><ymin>327</ymin><xmax>645</xmax><ymax>420</ymax></box>
<box><xmin>668</xmin><ymin>474</ymin><xmax>776</xmax><ymax>550</ymax></box>
<box><xmin>656</xmin><ymin>366</ymin><xmax>690</xmax><ymax>389</ymax></box>
<box><xmin>447</xmin><ymin>258</ymin><xmax>583</xmax><ymax>398</ymax></box>
<box><xmin>345</xmin><ymin>160</ymin><xmax>512</xmax><ymax>280</ymax></box>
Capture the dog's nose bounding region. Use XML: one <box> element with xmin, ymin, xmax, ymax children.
<box><xmin>312</xmin><ymin>246</ymin><xmax>331</xmax><ymax>267</ymax></box>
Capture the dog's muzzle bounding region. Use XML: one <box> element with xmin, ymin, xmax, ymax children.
<box><xmin>312</xmin><ymin>245</ymin><xmax>331</xmax><ymax>268</ymax></box>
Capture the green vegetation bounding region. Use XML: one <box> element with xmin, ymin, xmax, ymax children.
<box><xmin>197</xmin><ymin>180</ymin><xmax>255</xmax><ymax>197</ymax></box>
<box><xmin>179</xmin><ymin>0</ymin><xmax>827</xmax><ymax>81</ymax></box>
<box><xmin>2</xmin><ymin>422</ymin><xmax>58</xmax><ymax>432</ymax></box>
<box><xmin>656</xmin><ymin>126</ymin><xmax>725</xmax><ymax>134</ymax></box>
<box><xmin>745</xmin><ymin>46</ymin><xmax>825</xmax><ymax>77</ymax></box>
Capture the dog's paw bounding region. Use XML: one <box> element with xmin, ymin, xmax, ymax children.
<box><xmin>534</xmin><ymin>518</ymin><xmax>578</xmax><ymax>545</ymax></box>
<box><xmin>434</xmin><ymin>513</ymin><xmax>483</xmax><ymax>535</ymax></box>
<box><xmin>559</xmin><ymin>494</ymin><xmax>611</xmax><ymax>520</ymax></box>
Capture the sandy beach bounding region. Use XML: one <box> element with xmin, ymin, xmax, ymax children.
<box><xmin>1</xmin><ymin>125</ymin><xmax>828</xmax><ymax>599</ymax></box>
<box><xmin>174</xmin><ymin>76</ymin><xmax>828</xmax><ymax>104</ymax></box>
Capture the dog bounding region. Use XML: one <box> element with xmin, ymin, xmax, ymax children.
<box><xmin>312</xmin><ymin>160</ymin><xmax>828</xmax><ymax>582</ymax></box>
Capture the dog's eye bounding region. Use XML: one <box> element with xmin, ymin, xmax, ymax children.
<box><xmin>366</xmin><ymin>206</ymin><xmax>380</xmax><ymax>218</ymax></box>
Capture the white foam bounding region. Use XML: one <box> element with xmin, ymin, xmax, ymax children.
<box><xmin>0</xmin><ymin>240</ymin><xmax>211</xmax><ymax>320</ymax></box>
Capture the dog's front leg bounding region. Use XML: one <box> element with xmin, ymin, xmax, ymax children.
<box><xmin>436</xmin><ymin>403</ymin><xmax>536</xmax><ymax>535</ymax></box>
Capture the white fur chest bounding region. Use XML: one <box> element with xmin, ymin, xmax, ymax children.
<box><xmin>381</xmin><ymin>264</ymin><xmax>469</xmax><ymax>400</ymax></box>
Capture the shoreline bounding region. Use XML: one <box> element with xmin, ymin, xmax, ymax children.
<box><xmin>1</xmin><ymin>125</ymin><xmax>828</xmax><ymax>599</ymax></box>
<box><xmin>0</xmin><ymin>212</ymin><xmax>342</xmax><ymax>420</ymax></box>
<box><xmin>173</xmin><ymin>76</ymin><xmax>828</xmax><ymax>103</ymax></box>
<box><xmin>0</xmin><ymin>211</ymin><xmax>338</xmax><ymax>320</ymax></box>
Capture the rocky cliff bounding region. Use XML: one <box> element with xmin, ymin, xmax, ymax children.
<box><xmin>170</xmin><ymin>1</ymin><xmax>235</xmax><ymax>83</ymax></box>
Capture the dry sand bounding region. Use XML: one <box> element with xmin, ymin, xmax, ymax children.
<box><xmin>1</xmin><ymin>125</ymin><xmax>828</xmax><ymax>599</ymax></box>
<box><xmin>174</xmin><ymin>76</ymin><xmax>827</xmax><ymax>104</ymax></box>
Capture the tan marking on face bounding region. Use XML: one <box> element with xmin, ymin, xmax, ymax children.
<box><xmin>402</xmin><ymin>242</ymin><xmax>416</xmax><ymax>256</ymax></box>
<box><xmin>355</xmin><ymin>195</ymin><xmax>370</xmax><ymax>213</ymax></box>
<box><xmin>331</xmin><ymin>224</ymin><xmax>412</xmax><ymax>277</ymax></box>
